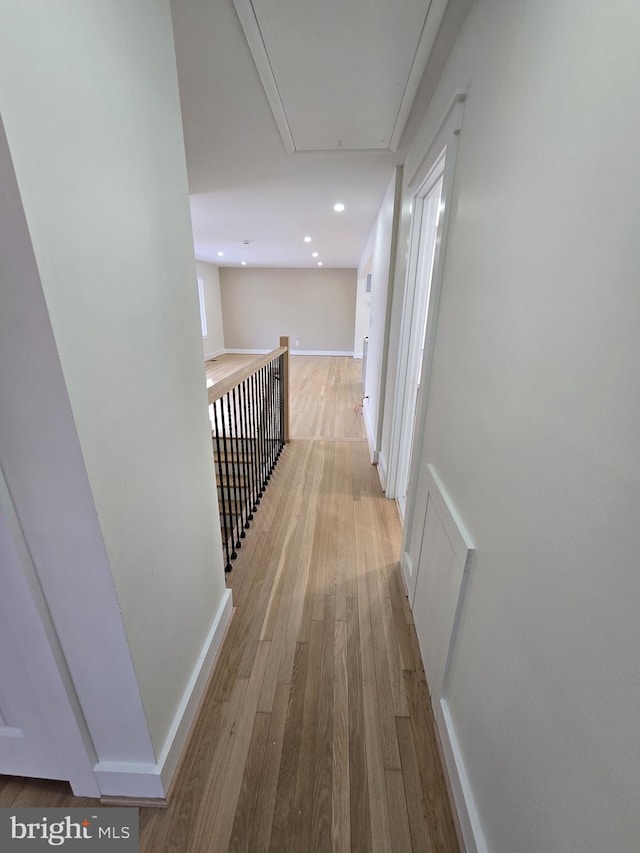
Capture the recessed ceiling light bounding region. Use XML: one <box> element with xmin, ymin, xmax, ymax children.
<box><xmin>217</xmin><ymin>251</ymin><xmax>224</xmax><ymax>257</ymax></box>
<box><xmin>312</xmin><ymin>252</ymin><xmax>318</xmax><ymax>258</ymax></box>
<box><xmin>333</xmin><ymin>202</ymin><xmax>345</xmax><ymax>212</ymax></box>
<box><xmin>304</xmin><ymin>236</ymin><xmax>312</xmax><ymax>243</ymax></box>
<box><xmin>241</xmin><ymin>261</ymin><xmax>247</xmax><ymax>266</ymax></box>
<box><xmin>317</xmin><ymin>261</ymin><xmax>323</xmax><ymax>266</ymax></box>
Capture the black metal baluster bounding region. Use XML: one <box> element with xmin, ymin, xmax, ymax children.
<box><xmin>251</xmin><ymin>373</ymin><xmax>262</xmax><ymax>512</ymax></box>
<box><xmin>265</xmin><ymin>361</ymin><xmax>272</xmax><ymax>480</ymax></box>
<box><xmin>275</xmin><ymin>354</ymin><xmax>282</xmax><ymax>459</ymax></box>
<box><xmin>214</xmin><ymin>399</ymin><xmax>232</xmax><ymax>572</ymax></box>
<box><xmin>255</xmin><ymin>365</ymin><xmax>261</xmax><ymax>493</ymax></box>
<box><xmin>231</xmin><ymin>386</ymin><xmax>244</xmax><ymax>545</ymax></box>
<box><xmin>239</xmin><ymin>378</ymin><xmax>253</xmax><ymax>526</ymax></box>
<box><xmin>279</xmin><ymin>352</ymin><xmax>285</xmax><ymax>455</ymax></box>
<box><xmin>255</xmin><ymin>368</ymin><xmax>261</xmax><ymax>498</ymax></box>
<box><xmin>247</xmin><ymin>374</ymin><xmax>257</xmax><ymax>514</ymax></box>
<box><xmin>212</xmin><ymin>349</ymin><xmax>288</xmax><ymax>574</ymax></box>
<box><xmin>221</xmin><ymin>393</ymin><xmax>237</xmax><ymax>564</ymax></box>
<box><xmin>267</xmin><ymin>362</ymin><xmax>274</xmax><ymax>479</ymax></box>
<box><xmin>260</xmin><ymin>365</ymin><xmax>268</xmax><ymax>492</ymax></box>
<box><xmin>269</xmin><ymin>359</ymin><xmax>276</xmax><ymax>472</ymax></box>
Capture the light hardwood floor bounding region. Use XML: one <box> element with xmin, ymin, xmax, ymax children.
<box><xmin>1</xmin><ymin>355</ymin><xmax>459</xmax><ymax>853</ymax></box>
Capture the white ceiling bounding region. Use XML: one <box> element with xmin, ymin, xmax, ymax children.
<box><xmin>170</xmin><ymin>0</ymin><xmax>457</xmax><ymax>269</ymax></box>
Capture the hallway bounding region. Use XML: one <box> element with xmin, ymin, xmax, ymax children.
<box><xmin>0</xmin><ymin>356</ymin><xmax>459</xmax><ymax>852</ymax></box>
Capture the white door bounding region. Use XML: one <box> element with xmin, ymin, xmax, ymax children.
<box><xmin>0</xmin><ymin>472</ymin><xmax>98</xmax><ymax>795</ymax></box>
<box><xmin>394</xmin><ymin>167</ymin><xmax>444</xmax><ymax>519</ymax></box>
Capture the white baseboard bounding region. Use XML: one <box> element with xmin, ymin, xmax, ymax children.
<box><xmin>436</xmin><ymin>699</ymin><xmax>487</xmax><ymax>853</ymax></box>
<box><xmin>224</xmin><ymin>349</ymin><xmax>355</xmax><ymax>357</ymax></box>
<box><xmin>377</xmin><ymin>452</ymin><xmax>387</xmax><ymax>490</ymax></box>
<box><xmin>93</xmin><ymin>762</ymin><xmax>166</xmax><ymax>799</ymax></box>
<box><xmin>401</xmin><ymin>551</ymin><xmax>414</xmax><ymax>602</ymax></box>
<box><xmin>363</xmin><ymin>406</ymin><xmax>378</xmax><ymax>464</ymax></box>
<box><xmin>158</xmin><ymin>589</ymin><xmax>233</xmax><ymax>789</ymax></box>
<box><xmin>93</xmin><ymin>589</ymin><xmax>233</xmax><ymax>799</ymax></box>
<box><xmin>291</xmin><ymin>350</ymin><xmax>354</xmax><ymax>357</ymax></box>
<box><xmin>204</xmin><ymin>349</ymin><xmax>226</xmax><ymax>361</ymax></box>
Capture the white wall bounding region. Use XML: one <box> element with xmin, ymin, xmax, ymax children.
<box><xmin>197</xmin><ymin>260</ymin><xmax>225</xmax><ymax>358</ymax></box>
<box><xmin>0</xmin><ymin>0</ymin><xmax>229</xmax><ymax>776</ymax></box>
<box><xmin>397</xmin><ymin>0</ymin><xmax>640</xmax><ymax>850</ymax></box>
<box><xmin>352</xmin><ymin>273</ymin><xmax>371</xmax><ymax>359</ymax></box>
<box><xmin>220</xmin><ymin>267</ymin><xmax>357</xmax><ymax>354</ymax></box>
<box><xmin>0</xmin><ymin>114</ymin><xmax>155</xmax><ymax>794</ymax></box>
<box><xmin>358</xmin><ymin>170</ymin><xmax>402</xmax><ymax>468</ymax></box>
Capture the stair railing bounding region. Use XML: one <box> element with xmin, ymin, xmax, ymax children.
<box><xmin>208</xmin><ymin>337</ymin><xmax>290</xmax><ymax>572</ymax></box>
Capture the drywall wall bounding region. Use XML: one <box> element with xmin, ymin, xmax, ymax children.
<box><xmin>219</xmin><ymin>267</ymin><xmax>356</xmax><ymax>353</ymax></box>
<box><xmin>197</xmin><ymin>260</ymin><xmax>225</xmax><ymax>358</ymax></box>
<box><xmin>0</xmin><ymin>113</ymin><xmax>155</xmax><ymax>794</ymax></box>
<box><xmin>397</xmin><ymin>0</ymin><xmax>640</xmax><ymax>850</ymax></box>
<box><xmin>353</xmin><ymin>273</ymin><xmax>371</xmax><ymax>359</ymax></box>
<box><xmin>0</xmin><ymin>0</ymin><xmax>228</xmax><ymax>765</ymax></box>
<box><xmin>358</xmin><ymin>171</ymin><xmax>401</xmax><ymax>468</ymax></box>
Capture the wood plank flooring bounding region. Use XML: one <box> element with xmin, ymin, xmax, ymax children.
<box><xmin>206</xmin><ymin>353</ymin><xmax>366</xmax><ymax>441</ymax></box>
<box><xmin>1</xmin><ymin>355</ymin><xmax>459</xmax><ymax>853</ymax></box>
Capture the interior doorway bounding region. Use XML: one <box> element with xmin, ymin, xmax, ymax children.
<box><xmin>391</xmin><ymin>154</ymin><xmax>445</xmax><ymax>521</ymax></box>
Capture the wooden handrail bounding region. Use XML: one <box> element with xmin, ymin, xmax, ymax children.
<box><xmin>208</xmin><ymin>345</ymin><xmax>287</xmax><ymax>405</ymax></box>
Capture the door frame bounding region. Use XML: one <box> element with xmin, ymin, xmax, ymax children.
<box><xmin>395</xmin><ymin>91</ymin><xmax>466</xmax><ymax>598</ymax></box>
<box><xmin>387</xmin><ymin>159</ymin><xmax>444</xmax><ymax>520</ymax></box>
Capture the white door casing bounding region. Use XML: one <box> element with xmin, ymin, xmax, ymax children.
<box><xmin>391</xmin><ymin>166</ymin><xmax>444</xmax><ymax>520</ymax></box>
<box><xmin>398</xmin><ymin>92</ymin><xmax>466</xmax><ymax>600</ymax></box>
<box><xmin>388</xmin><ymin>92</ymin><xmax>466</xmax><ymax>528</ymax></box>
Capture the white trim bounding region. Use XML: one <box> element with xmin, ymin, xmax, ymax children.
<box><xmin>94</xmin><ymin>590</ymin><xmax>233</xmax><ymax>799</ymax></box>
<box><xmin>225</xmin><ymin>349</ymin><xmax>354</xmax><ymax>357</ymax></box>
<box><xmin>388</xmin><ymin>94</ymin><xmax>466</xmax><ymax>515</ymax></box>
<box><xmin>204</xmin><ymin>349</ymin><xmax>226</xmax><ymax>361</ymax></box>
<box><xmin>401</xmin><ymin>550</ymin><xmax>413</xmax><ymax>593</ymax></box>
<box><xmin>436</xmin><ymin>699</ymin><xmax>488</xmax><ymax>853</ymax></box>
<box><xmin>292</xmin><ymin>350</ymin><xmax>354</xmax><ymax>357</ymax></box>
<box><xmin>407</xmin><ymin>91</ymin><xmax>467</xmax><ymax>188</ymax></box>
<box><xmin>93</xmin><ymin>762</ymin><xmax>165</xmax><ymax>799</ymax></box>
<box><xmin>377</xmin><ymin>452</ymin><xmax>388</xmax><ymax>490</ymax></box>
<box><xmin>424</xmin><ymin>465</ymin><xmax>474</xmax><ymax>564</ymax></box>
<box><xmin>232</xmin><ymin>0</ymin><xmax>295</xmax><ymax>155</ymax></box>
<box><xmin>157</xmin><ymin>589</ymin><xmax>233</xmax><ymax>789</ymax></box>
<box><xmin>386</xmin><ymin>160</ymin><xmax>445</xmax><ymax>503</ymax></box>
<box><xmin>408</xmin><ymin>464</ymin><xmax>475</xmax><ymax>680</ymax></box>
<box><xmin>406</xmin><ymin>464</ymin><xmax>482</xmax><ymax>851</ymax></box>
<box><xmin>401</xmin><ymin>124</ymin><xmax>464</xmax><ymax>569</ymax></box>
<box><xmin>197</xmin><ymin>277</ymin><xmax>208</xmax><ymax>338</ymax></box>
<box><xmin>363</xmin><ymin>404</ymin><xmax>378</xmax><ymax>464</ymax></box>
<box><xmin>389</xmin><ymin>0</ymin><xmax>451</xmax><ymax>150</ymax></box>
<box><xmin>234</xmin><ymin>0</ymin><xmax>450</xmax><ymax>157</ymax></box>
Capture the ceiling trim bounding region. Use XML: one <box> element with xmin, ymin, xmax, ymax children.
<box><xmin>234</xmin><ymin>0</ymin><xmax>453</xmax><ymax>157</ymax></box>
<box><xmin>389</xmin><ymin>0</ymin><xmax>451</xmax><ymax>151</ymax></box>
<box><xmin>232</xmin><ymin>0</ymin><xmax>296</xmax><ymax>154</ymax></box>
